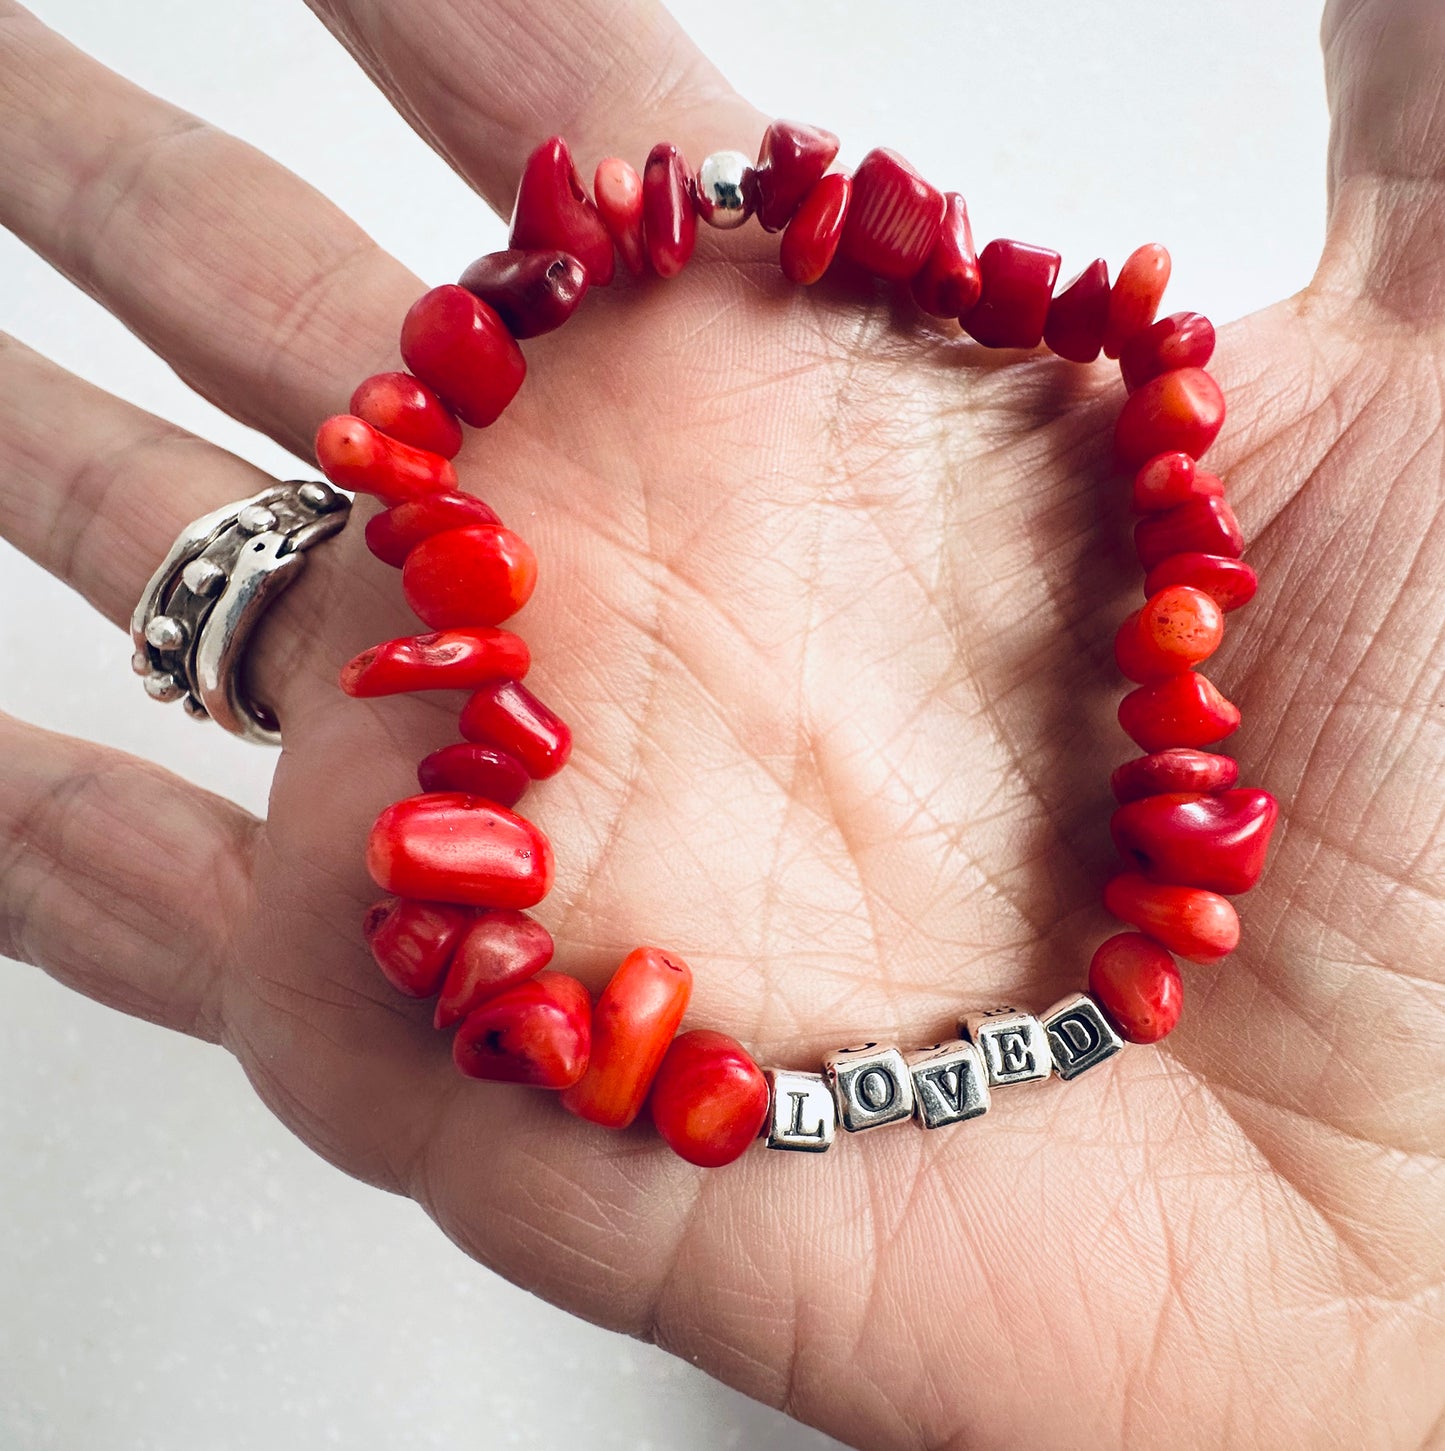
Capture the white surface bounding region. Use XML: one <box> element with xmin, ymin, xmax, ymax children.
<box><xmin>0</xmin><ymin>2</ymin><xmax>1328</xmax><ymax>1448</ymax></box>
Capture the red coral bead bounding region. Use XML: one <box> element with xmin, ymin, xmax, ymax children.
<box><xmin>417</xmin><ymin>742</ymin><xmax>530</xmax><ymax>808</ymax></box>
<box><xmin>648</xmin><ymin>1029</ymin><xmax>770</xmax><ymax>1168</ymax></box>
<box><xmin>363</xmin><ymin>491</ymin><xmax>503</xmax><ymax>569</ymax></box>
<box><xmin>434</xmin><ymin>909</ymin><xmax>555</xmax><ymax>1029</ymax></box>
<box><xmin>315</xmin><ymin>415</ymin><xmax>457</xmax><ymax>506</ymax></box>
<box><xmin>1103</xmin><ymin>872</ymin><xmax>1240</xmax><ymax>962</ymax></box>
<box><xmin>1115</xmin><ymin>366</ymin><xmax>1226</xmax><ymax>469</ymax></box>
<box><xmin>1111</xmin><ymin>788</ymin><xmax>1280</xmax><ymax>895</ymax></box>
<box><xmin>1120</xmin><ymin>311</ymin><xmax>1216</xmax><ymax>392</ymax></box>
<box><xmin>452</xmin><ymin>970</ymin><xmax>591</xmax><ymax>1088</ymax></box>
<box><xmin>362</xmin><ymin>898</ymin><xmax>472</xmax><ymax>998</ymax></box>
<box><xmin>1088</xmin><ymin>933</ymin><xmax>1182</xmax><ymax>1044</ymax></box>
<box><xmin>1043</xmin><ymin>258</ymin><xmax>1111</xmax><ymax>363</ymax></box>
<box><xmin>458</xmin><ymin>249</ymin><xmax>589</xmax><ymax>339</ymax></box>
<box><xmin>1144</xmin><ymin>552</ymin><xmax>1259</xmax><ymax>613</ymax></box>
<box><xmin>1114</xmin><ymin>586</ymin><xmax>1225</xmax><ymax>683</ymax></box>
<box><xmin>339</xmin><ymin>627</ymin><xmax>529</xmax><ymax>697</ymax></box>
<box><xmin>1131</xmin><ymin>452</ymin><xmax>1226</xmax><ymax>513</ymax></box>
<box><xmin>1110</xmin><ymin>749</ymin><xmax>1240</xmax><ymax>804</ymax></box>
<box><xmin>399</xmin><ymin>285</ymin><xmax>527</xmax><ymax>429</ymax></box>
<box><xmin>460</xmin><ymin>679</ymin><xmax>572</xmax><ymax>779</ymax></box>
<box><xmin>400</xmin><ymin>525</ymin><xmax>538</xmax><ymax>630</ymax></box>
<box><xmin>642</xmin><ymin>143</ymin><xmax>697</xmax><ymax>279</ymax></box>
<box><xmin>754</xmin><ymin>120</ymin><xmax>840</xmax><ymax>233</ymax></box>
<box><xmin>509</xmin><ymin>136</ymin><xmax>615</xmax><ymax>286</ymax></box>
<box><xmin>367</xmin><ymin>792</ymin><xmax>554</xmax><ymax>909</ymax></box>
<box><xmin>1102</xmin><ymin>243</ymin><xmax>1171</xmax><ymax>359</ymax></box>
<box><xmin>961</xmin><ymin>239</ymin><xmax>1063</xmax><ymax>349</ymax></box>
<box><xmin>350</xmin><ymin>373</ymin><xmax>463</xmax><ymax>459</ymax></box>
<box><xmin>837</xmin><ymin>148</ymin><xmax>945</xmax><ymax>281</ymax></box>
<box><xmin>910</xmin><ymin>193</ymin><xmax>981</xmax><ymax>318</ymax></box>
<box><xmin>779</xmin><ymin>171</ymin><xmax>852</xmax><ymax>286</ymax></box>
<box><xmin>560</xmin><ymin>947</ymin><xmax>693</xmax><ymax>1129</ymax></box>
<box><xmin>594</xmin><ymin>158</ymin><xmax>645</xmax><ymax>276</ymax></box>
<box><xmin>1118</xmin><ymin>670</ymin><xmax>1241</xmax><ymax>752</ymax></box>
<box><xmin>1135</xmin><ymin>496</ymin><xmax>1244</xmax><ymax>572</ymax></box>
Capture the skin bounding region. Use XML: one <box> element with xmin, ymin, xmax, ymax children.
<box><xmin>0</xmin><ymin>0</ymin><xmax>1442</xmax><ymax>1445</ymax></box>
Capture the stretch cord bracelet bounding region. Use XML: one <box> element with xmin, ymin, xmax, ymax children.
<box><xmin>315</xmin><ymin>125</ymin><xmax>1280</xmax><ymax>1168</ymax></box>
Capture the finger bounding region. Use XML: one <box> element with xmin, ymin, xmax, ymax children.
<box><xmin>0</xmin><ymin>710</ymin><xmax>256</xmax><ymax>1041</ymax></box>
<box><xmin>305</xmin><ymin>0</ymin><xmax>765</xmax><ymax>214</ymax></box>
<box><xmin>0</xmin><ymin>2</ymin><xmax>418</xmax><ymax>457</ymax></box>
<box><xmin>1317</xmin><ymin>0</ymin><xmax>1445</xmax><ymax>320</ymax></box>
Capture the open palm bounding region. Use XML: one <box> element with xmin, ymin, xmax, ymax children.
<box><xmin>1</xmin><ymin>0</ymin><xmax>1441</xmax><ymax>1446</ymax></box>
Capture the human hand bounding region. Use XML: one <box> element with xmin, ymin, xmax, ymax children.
<box><xmin>0</xmin><ymin>1</ymin><xmax>1440</xmax><ymax>1446</ymax></box>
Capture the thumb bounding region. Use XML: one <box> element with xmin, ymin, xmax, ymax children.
<box><xmin>1317</xmin><ymin>0</ymin><xmax>1445</xmax><ymax>321</ymax></box>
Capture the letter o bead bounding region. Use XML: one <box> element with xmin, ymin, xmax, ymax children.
<box><xmin>823</xmin><ymin>1043</ymin><xmax>915</xmax><ymax>1132</ymax></box>
<box><xmin>763</xmin><ymin>1069</ymin><xmax>836</xmax><ymax>1152</ymax></box>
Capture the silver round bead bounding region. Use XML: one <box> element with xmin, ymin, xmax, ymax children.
<box><xmin>130</xmin><ymin>649</ymin><xmax>151</xmax><ymax>677</ymax></box>
<box><xmin>695</xmin><ymin>150</ymin><xmax>753</xmax><ymax>230</ymax></box>
<box><xmin>297</xmin><ymin>480</ymin><xmax>338</xmax><ymax>512</ymax></box>
<box><xmin>237</xmin><ymin>504</ymin><xmax>279</xmax><ymax>535</ymax></box>
<box><xmin>182</xmin><ymin>557</ymin><xmax>227</xmax><ymax>597</ymax></box>
<box><xmin>143</xmin><ymin>671</ymin><xmax>185</xmax><ymax>703</ymax></box>
<box><xmin>144</xmin><ymin>614</ymin><xmax>187</xmax><ymax>652</ymax></box>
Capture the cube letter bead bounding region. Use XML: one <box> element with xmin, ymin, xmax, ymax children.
<box><xmin>823</xmin><ymin>1042</ymin><xmax>915</xmax><ymax>1132</ymax></box>
<box><xmin>905</xmin><ymin>1040</ymin><xmax>990</xmax><ymax>1129</ymax></box>
<box><xmin>763</xmin><ymin>1069</ymin><xmax>836</xmax><ymax>1152</ymax></box>
<box><xmin>960</xmin><ymin>1006</ymin><xmax>1053</xmax><ymax>1087</ymax></box>
<box><xmin>1041</xmin><ymin>993</ymin><xmax>1125</xmax><ymax>1081</ymax></box>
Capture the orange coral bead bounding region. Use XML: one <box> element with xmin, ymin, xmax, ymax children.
<box><xmin>1103</xmin><ymin>872</ymin><xmax>1240</xmax><ymax>961</ymax></box>
<box><xmin>1114</xmin><ymin>586</ymin><xmax>1224</xmax><ymax>683</ymax></box>
<box><xmin>1103</xmin><ymin>243</ymin><xmax>1171</xmax><ymax>359</ymax></box>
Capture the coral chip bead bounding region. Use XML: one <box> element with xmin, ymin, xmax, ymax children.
<box><xmin>362</xmin><ymin>898</ymin><xmax>472</xmax><ymax>998</ymax></box>
<box><xmin>1088</xmin><ymin>933</ymin><xmax>1183</xmax><ymax>1044</ymax></box>
<box><xmin>561</xmin><ymin>947</ymin><xmax>693</xmax><ymax>1129</ymax></box>
<box><xmin>452</xmin><ymin>970</ymin><xmax>591</xmax><ymax>1088</ymax></box>
<box><xmin>434</xmin><ymin>909</ymin><xmax>556</xmax><ymax>1029</ymax></box>
<box><xmin>417</xmin><ymin>742</ymin><xmax>530</xmax><ymax>808</ymax></box>
<box><xmin>460</xmin><ymin>679</ymin><xmax>573</xmax><ymax>779</ymax></box>
<box><xmin>1144</xmin><ymin>552</ymin><xmax>1259</xmax><ymax>613</ymax></box>
<box><xmin>509</xmin><ymin>136</ymin><xmax>615</xmax><ymax>286</ymax></box>
<box><xmin>649</xmin><ymin>1030</ymin><xmax>770</xmax><ymax>1168</ymax></box>
<box><xmin>364</xmin><ymin>490</ymin><xmax>503</xmax><ymax>569</ymax></box>
<box><xmin>779</xmin><ymin>171</ymin><xmax>852</xmax><ymax>286</ymax></box>
<box><xmin>339</xmin><ymin>627</ymin><xmax>530</xmax><ymax>697</ymax></box>
<box><xmin>754</xmin><ymin>119</ymin><xmax>841</xmax><ymax>233</ymax></box>
<box><xmin>1111</xmin><ymin>788</ymin><xmax>1280</xmax><ymax>895</ymax></box>
<box><xmin>1043</xmin><ymin>258</ymin><xmax>1111</xmax><ymax>363</ymax></box>
<box><xmin>594</xmin><ymin>157</ymin><xmax>646</xmax><ymax>276</ymax></box>
<box><xmin>400</xmin><ymin>285</ymin><xmax>527</xmax><ymax>429</ymax></box>
<box><xmin>1114</xmin><ymin>586</ymin><xmax>1225</xmax><ymax>683</ymax></box>
<box><xmin>1102</xmin><ymin>243</ymin><xmax>1171</xmax><ymax>359</ymax></box>
<box><xmin>350</xmin><ymin>373</ymin><xmax>463</xmax><ymax>459</ymax></box>
<box><xmin>367</xmin><ymin>792</ymin><xmax>554</xmax><ymax>909</ymax></box>
<box><xmin>1135</xmin><ymin>495</ymin><xmax>1244</xmax><ymax>572</ymax></box>
<box><xmin>961</xmin><ymin>239</ymin><xmax>1063</xmax><ymax>349</ymax></box>
<box><xmin>642</xmin><ymin>143</ymin><xmax>697</xmax><ymax>279</ymax></box>
<box><xmin>315</xmin><ymin>415</ymin><xmax>457</xmax><ymax>506</ymax></box>
<box><xmin>1111</xmin><ymin>749</ymin><xmax>1240</xmax><ymax>804</ymax></box>
<box><xmin>1131</xmin><ymin>452</ymin><xmax>1225</xmax><ymax>513</ymax></box>
<box><xmin>1120</xmin><ymin>311</ymin><xmax>1216</xmax><ymax>392</ymax></box>
<box><xmin>401</xmin><ymin>525</ymin><xmax>538</xmax><ymax>630</ymax></box>
<box><xmin>1103</xmin><ymin>872</ymin><xmax>1240</xmax><ymax>962</ymax></box>
<box><xmin>910</xmin><ymin>192</ymin><xmax>981</xmax><ymax>318</ymax></box>
<box><xmin>1119</xmin><ymin>670</ymin><xmax>1241</xmax><ymax>752</ymax></box>
<box><xmin>459</xmin><ymin>249</ymin><xmax>589</xmax><ymax>339</ymax></box>
<box><xmin>1115</xmin><ymin>366</ymin><xmax>1226</xmax><ymax>470</ymax></box>
<box><xmin>838</xmin><ymin>147</ymin><xmax>946</xmax><ymax>281</ymax></box>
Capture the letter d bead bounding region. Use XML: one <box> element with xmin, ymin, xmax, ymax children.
<box><xmin>1041</xmin><ymin>993</ymin><xmax>1124</xmax><ymax>1081</ymax></box>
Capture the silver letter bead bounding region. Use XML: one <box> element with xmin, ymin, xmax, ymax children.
<box><xmin>695</xmin><ymin>150</ymin><xmax>754</xmax><ymax>229</ymax></box>
<box><xmin>960</xmin><ymin>1006</ymin><xmax>1053</xmax><ymax>1087</ymax></box>
<box><xmin>905</xmin><ymin>1040</ymin><xmax>990</xmax><ymax>1129</ymax></box>
<box><xmin>823</xmin><ymin>1043</ymin><xmax>915</xmax><ymax>1132</ymax></box>
<box><xmin>764</xmin><ymin>1069</ymin><xmax>836</xmax><ymax>1152</ymax></box>
<box><xmin>1042</xmin><ymin>993</ymin><xmax>1124</xmax><ymax>1081</ymax></box>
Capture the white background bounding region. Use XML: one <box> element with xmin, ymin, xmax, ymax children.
<box><xmin>0</xmin><ymin>2</ymin><xmax>1328</xmax><ymax>1447</ymax></box>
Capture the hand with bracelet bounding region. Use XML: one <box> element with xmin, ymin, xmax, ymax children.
<box><xmin>2</xmin><ymin>0</ymin><xmax>1441</xmax><ymax>1446</ymax></box>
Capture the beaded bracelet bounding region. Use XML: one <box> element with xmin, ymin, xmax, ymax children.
<box><xmin>316</xmin><ymin>124</ymin><xmax>1279</xmax><ymax>1168</ymax></box>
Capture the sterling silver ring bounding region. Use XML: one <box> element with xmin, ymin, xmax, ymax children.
<box><xmin>129</xmin><ymin>479</ymin><xmax>350</xmax><ymax>744</ymax></box>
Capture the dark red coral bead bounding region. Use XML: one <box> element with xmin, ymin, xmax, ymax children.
<box><xmin>452</xmin><ymin>970</ymin><xmax>591</xmax><ymax>1088</ymax></box>
<box><xmin>1135</xmin><ymin>496</ymin><xmax>1244</xmax><ymax>572</ymax></box>
<box><xmin>779</xmin><ymin>172</ymin><xmax>852</xmax><ymax>286</ymax></box>
<box><xmin>362</xmin><ymin>898</ymin><xmax>472</xmax><ymax>998</ymax></box>
<box><xmin>400</xmin><ymin>285</ymin><xmax>527</xmax><ymax>429</ymax></box>
<box><xmin>1111</xmin><ymin>749</ymin><xmax>1240</xmax><ymax>804</ymax></box>
<box><xmin>1111</xmin><ymin>788</ymin><xmax>1280</xmax><ymax>895</ymax></box>
<box><xmin>961</xmin><ymin>239</ymin><xmax>1062</xmax><ymax>349</ymax></box>
<box><xmin>1120</xmin><ymin>311</ymin><xmax>1216</xmax><ymax>392</ymax></box>
<box><xmin>364</xmin><ymin>491</ymin><xmax>503</xmax><ymax>570</ymax></box>
<box><xmin>434</xmin><ymin>908</ymin><xmax>556</xmax><ymax>1029</ymax></box>
<box><xmin>837</xmin><ymin>148</ymin><xmax>945</xmax><ymax>281</ymax></box>
<box><xmin>417</xmin><ymin>742</ymin><xmax>530</xmax><ymax>808</ymax></box>
<box><xmin>642</xmin><ymin>143</ymin><xmax>697</xmax><ymax>279</ymax></box>
<box><xmin>509</xmin><ymin>136</ymin><xmax>615</xmax><ymax>286</ymax></box>
<box><xmin>459</xmin><ymin>249</ymin><xmax>589</xmax><ymax>339</ymax></box>
<box><xmin>910</xmin><ymin>192</ymin><xmax>981</xmax><ymax>318</ymax></box>
<box><xmin>754</xmin><ymin>120</ymin><xmax>840</xmax><ymax>233</ymax></box>
<box><xmin>1043</xmin><ymin>258</ymin><xmax>1111</xmax><ymax>363</ymax></box>
<box><xmin>460</xmin><ymin>678</ymin><xmax>573</xmax><ymax>779</ymax></box>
